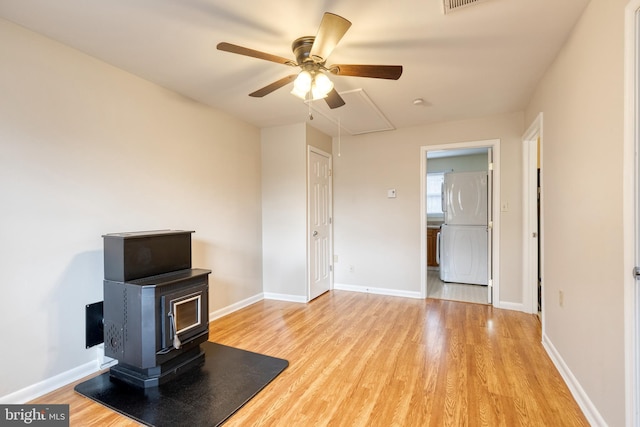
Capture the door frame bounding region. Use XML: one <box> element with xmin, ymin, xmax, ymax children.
<box><xmin>307</xmin><ymin>146</ymin><xmax>334</xmax><ymax>301</ymax></box>
<box><xmin>624</xmin><ymin>1</ymin><xmax>640</xmax><ymax>424</ymax></box>
<box><xmin>420</xmin><ymin>139</ymin><xmax>501</xmax><ymax>304</ymax></box>
<box><xmin>522</xmin><ymin>113</ymin><xmax>543</xmax><ymax>316</ymax></box>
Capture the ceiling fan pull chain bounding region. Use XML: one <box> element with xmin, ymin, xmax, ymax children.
<box><xmin>338</xmin><ymin>117</ymin><xmax>341</xmax><ymax>157</ymax></box>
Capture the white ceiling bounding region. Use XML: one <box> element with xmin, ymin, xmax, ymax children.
<box><xmin>0</xmin><ymin>0</ymin><xmax>590</xmax><ymax>136</ymax></box>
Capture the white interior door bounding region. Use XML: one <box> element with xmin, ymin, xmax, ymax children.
<box><xmin>308</xmin><ymin>148</ymin><xmax>332</xmax><ymax>300</ymax></box>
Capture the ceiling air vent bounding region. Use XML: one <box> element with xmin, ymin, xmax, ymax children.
<box><xmin>443</xmin><ymin>0</ymin><xmax>490</xmax><ymax>14</ymax></box>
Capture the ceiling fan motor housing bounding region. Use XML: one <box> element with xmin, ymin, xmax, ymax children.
<box><xmin>292</xmin><ymin>36</ymin><xmax>319</xmax><ymax>65</ymax></box>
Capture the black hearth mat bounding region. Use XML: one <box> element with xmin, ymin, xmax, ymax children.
<box><xmin>74</xmin><ymin>342</ymin><xmax>288</xmax><ymax>426</ymax></box>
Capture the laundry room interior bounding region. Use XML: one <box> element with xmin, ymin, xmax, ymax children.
<box><xmin>426</xmin><ymin>147</ymin><xmax>491</xmax><ymax>304</ymax></box>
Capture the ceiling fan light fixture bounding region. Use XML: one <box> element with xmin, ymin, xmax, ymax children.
<box><xmin>293</xmin><ymin>71</ymin><xmax>312</xmax><ymax>92</ymax></box>
<box><xmin>291</xmin><ymin>70</ymin><xmax>334</xmax><ymax>100</ymax></box>
<box><xmin>310</xmin><ymin>84</ymin><xmax>329</xmax><ymax>100</ymax></box>
<box><xmin>291</xmin><ymin>71</ymin><xmax>313</xmax><ymax>99</ymax></box>
<box><xmin>217</xmin><ymin>12</ymin><xmax>402</xmax><ymax>109</ymax></box>
<box><xmin>291</xmin><ymin>85</ymin><xmax>308</xmax><ymax>100</ymax></box>
<box><xmin>313</xmin><ymin>72</ymin><xmax>334</xmax><ymax>97</ymax></box>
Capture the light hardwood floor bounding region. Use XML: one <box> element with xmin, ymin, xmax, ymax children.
<box><xmin>31</xmin><ymin>291</ymin><xmax>588</xmax><ymax>426</ymax></box>
<box><xmin>427</xmin><ymin>269</ymin><xmax>489</xmax><ymax>304</ymax></box>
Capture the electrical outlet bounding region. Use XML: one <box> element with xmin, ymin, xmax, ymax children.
<box><xmin>559</xmin><ymin>290</ymin><xmax>564</xmax><ymax>307</ymax></box>
<box><xmin>348</xmin><ymin>265</ymin><xmax>354</xmax><ymax>273</ymax></box>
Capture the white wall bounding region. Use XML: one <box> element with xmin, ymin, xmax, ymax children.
<box><xmin>261</xmin><ymin>123</ymin><xmax>332</xmax><ymax>300</ymax></box>
<box><xmin>332</xmin><ymin>112</ymin><xmax>524</xmax><ymax>304</ymax></box>
<box><xmin>525</xmin><ymin>0</ymin><xmax>626</xmax><ymax>424</ymax></box>
<box><xmin>261</xmin><ymin>124</ymin><xmax>307</xmax><ymax>300</ymax></box>
<box><xmin>0</xmin><ymin>18</ymin><xmax>263</xmax><ymax>401</ymax></box>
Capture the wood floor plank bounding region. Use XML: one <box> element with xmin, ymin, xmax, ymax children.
<box><xmin>30</xmin><ymin>291</ymin><xmax>588</xmax><ymax>426</ymax></box>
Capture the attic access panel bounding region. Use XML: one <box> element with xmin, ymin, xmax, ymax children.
<box><xmin>306</xmin><ymin>88</ymin><xmax>395</xmax><ymax>135</ymax></box>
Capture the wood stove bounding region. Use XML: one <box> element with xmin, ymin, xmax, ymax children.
<box><xmin>102</xmin><ymin>230</ymin><xmax>211</xmax><ymax>388</ymax></box>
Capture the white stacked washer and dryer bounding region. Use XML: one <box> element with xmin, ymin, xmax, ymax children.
<box><xmin>437</xmin><ymin>171</ymin><xmax>488</xmax><ymax>285</ymax></box>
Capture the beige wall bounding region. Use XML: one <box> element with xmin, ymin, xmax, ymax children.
<box><xmin>261</xmin><ymin>123</ymin><xmax>332</xmax><ymax>300</ymax></box>
<box><xmin>0</xmin><ymin>18</ymin><xmax>262</xmax><ymax>400</ymax></box>
<box><xmin>525</xmin><ymin>0</ymin><xmax>626</xmax><ymax>424</ymax></box>
<box><xmin>332</xmin><ymin>112</ymin><xmax>524</xmax><ymax>305</ymax></box>
<box><xmin>2</xmin><ymin>0</ymin><xmax>630</xmax><ymax>421</ymax></box>
<box><xmin>261</xmin><ymin>124</ymin><xmax>308</xmax><ymax>299</ymax></box>
<box><xmin>306</xmin><ymin>123</ymin><xmax>333</xmax><ymax>154</ymax></box>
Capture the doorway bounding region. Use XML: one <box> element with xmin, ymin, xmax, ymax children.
<box><xmin>420</xmin><ymin>139</ymin><xmax>500</xmax><ymax>305</ymax></box>
<box><xmin>522</xmin><ymin>114</ymin><xmax>543</xmax><ymax>316</ymax></box>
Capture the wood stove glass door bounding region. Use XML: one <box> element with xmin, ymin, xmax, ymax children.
<box><xmin>173</xmin><ymin>294</ymin><xmax>201</xmax><ymax>334</ymax></box>
<box><xmin>161</xmin><ymin>285</ymin><xmax>207</xmax><ymax>350</ymax></box>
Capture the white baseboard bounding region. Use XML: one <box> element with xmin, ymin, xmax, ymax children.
<box><xmin>495</xmin><ymin>301</ymin><xmax>524</xmax><ymax>312</ymax></box>
<box><xmin>209</xmin><ymin>293</ymin><xmax>264</xmax><ymax>321</ymax></box>
<box><xmin>542</xmin><ymin>333</ymin><xmax>607</xmax><ymax>426</ymax></box>
<box><xmin>1</xmin><ymin>293</ymin><xmax>266</xmax><ymax>404</ymax></box>
<box><xmin>263</xmin><ymin>292</ymin><xmax>308</xmax><ymax>303</ymax></box>
<box><xmin>0</xmin><ymin>359</ymin><xmax>98</xmax><ymax>404</ymax></box>
<box><xmin>334</xmin><ymin>283</ymin><xmax>423</xmax><ymax>299</ymax></box>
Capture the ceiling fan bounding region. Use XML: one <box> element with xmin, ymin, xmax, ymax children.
<box><xmin>217</xmin><ymin>12</ymin><xmax>403</xmax><ymax>109</ymax></box>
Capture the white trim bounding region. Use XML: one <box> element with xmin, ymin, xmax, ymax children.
<box><xmin>209</xmin><ymin>293</ymin><xmax>264</xmax><ymax>321</ymax></box>
<box><xmin>263</xmin><ymin>292</ymin><xmax>308</xmax><ymax>303</ymax></box>
<box><xmin>542</xmin><ymin>334</ymin><xmax>607</xmax><ymax>426</ymax></box>
<box><xmin>496</xmin><ymin>301</ymin><xmax>525</xmax><ymax>312</ymax></box>
<box><xmin>521</xmin><ymin>113</ymin><xmax>544</xmax><ymax>317</ymax></box>
<box><xmin>0</xmin><ymin>360</ymin><xmax>98</xmax><ymax>404</ymax></box>
<box><xmin>420</xmin><ymin>147</ymin><xmax>428</xmax><ymax>298</ymax></box>
<box><xmin>624</xmin><ymin>2</ymin><xmax>640</xmax><ymax>425</ymax></box>
<box><xmin>421</xmin><ymin>139</ymin><xmax>501</xmax><ymax>307</ymax></box>
<box><xmin>334</xmin><ymin>283</ymin><xmax>423</xmax><ymax>299</ymax></box>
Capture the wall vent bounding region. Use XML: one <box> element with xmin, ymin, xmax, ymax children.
<box><xmin>443</xmin><ymin>0</ymin><xmax>490</xmax><ymax>14</ymax></box>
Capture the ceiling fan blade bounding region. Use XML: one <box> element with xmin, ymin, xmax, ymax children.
<box><xmin>309</xmin><ymin>13</ymin><xmax>352</xmax><ymax>63</ymax></box>
<box><xmin>324</xmin><ymin>88</ymin><xmax>346</xmax><ymax>109</ymax></box>
<box><xmin>331</xmin><ymin>64</ymin><xmax>403</xmax><ymax>80</ymax></box>
<box><xmin>249</xmin><ymin>74</ymin><xmax>298</xmax><ymax>97</ymax></box>
<box><xmin>217</xmin><ymin>42</ymin><xmax>294</xmax><ymax>65</ymax></box>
